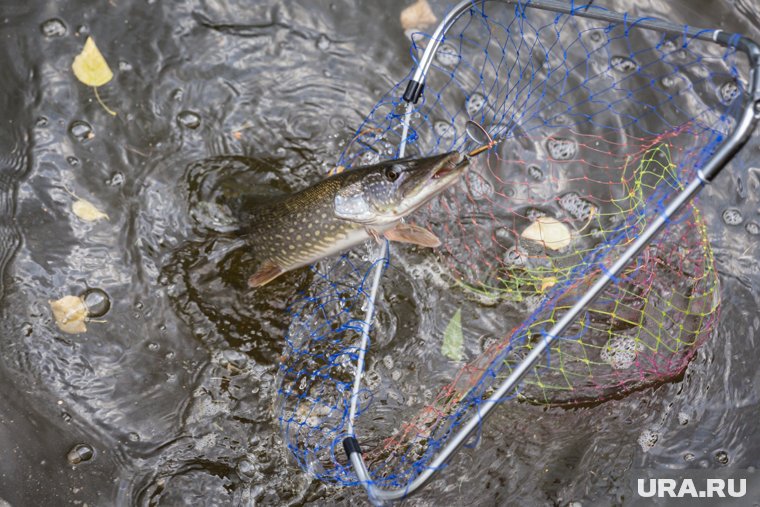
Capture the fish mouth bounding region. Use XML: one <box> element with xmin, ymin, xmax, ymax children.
<box><xmin>391</xmin><ymin>151</ymin><xmax>470</xmax><ymax>219</ymax></box>
<box><xmin>431</xmin><ymin>152</ymin><xmax>467</xmax><ymax>180</ymax></box>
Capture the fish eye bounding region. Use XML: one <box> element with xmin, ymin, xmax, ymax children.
<box><xmin>385</xmin><ymin>166</ymin><xmax>400</xmax><ymax>181</ymax></box>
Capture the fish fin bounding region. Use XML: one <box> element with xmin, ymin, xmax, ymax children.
<box><xmin>366</xmin><ymin>227</ymin><xmax>383</xmax><ymax>244</ymax></box>
<box><xmin>248</xmin><ymin>260</ymin><xmax>285</xmax><ymax>288</ymax></box>
<box><xmin>384</xmin><ymin>223</ymin><xmax>441</xmax><ymax>248</ymax></box>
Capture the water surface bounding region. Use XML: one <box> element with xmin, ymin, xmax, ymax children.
<box><xmin>0</xmin><ymin>0</ymin><xmax>759</xmax><ymax>505</ymax></box>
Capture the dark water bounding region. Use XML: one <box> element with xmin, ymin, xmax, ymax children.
<box><xmin>0</xmin><ymin>0</ymin><xmax>759</xmax><ymax>505</ymax></box>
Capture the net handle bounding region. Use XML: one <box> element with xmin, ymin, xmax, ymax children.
<box><xmin>346</xmin><ymin>0</ymin><xmax>760</xmax><ymax>502</ymax></box>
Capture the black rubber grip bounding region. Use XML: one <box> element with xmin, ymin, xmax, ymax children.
<box><xmin>343</xmin><ymin>436</ymin><xmax>362</xmax><ymax>457</ymax></box>
<box><xmin>403</xmin><ymin>80</ymin><xmax>425</xmax><ymax>103</ymax></box>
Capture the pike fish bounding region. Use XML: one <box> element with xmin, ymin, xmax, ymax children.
<box><xmin>245</xmin><ymin>151</ymin><xmax>467</xmax><ymax>287</ymax></box>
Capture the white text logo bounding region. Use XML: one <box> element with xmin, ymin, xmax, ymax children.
<box><xmin>637</xmin><ymin>478</ymin><xmax>746</xmax><ymax>498</ymax></box>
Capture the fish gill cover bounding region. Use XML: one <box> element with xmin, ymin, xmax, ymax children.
<box><xmin>275</xmin><ymin>0</ymin><xmax>746</xmax><ymax>492</ymax></box>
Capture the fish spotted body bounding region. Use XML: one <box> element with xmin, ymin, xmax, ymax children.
<box><xmin>245</xmin><ymin>151</ymin><xmax>467</xmax><ymax>287</ymax></box>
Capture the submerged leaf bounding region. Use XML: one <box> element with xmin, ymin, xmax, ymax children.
<box><xmin>441</xmin><ymin>308</ymin><xmax>464</xmax><ymax>361</ymax></box>
<box><xmin>521</xmin><ymin>216</ymin><xmax>572</xmax><ymax>251</ymax></box>
<box><xmin>400</xmin><ymin>0</ymin><xmax>437</xmax><ymax>31</ymax></box>
<box><xmin>72</xmin><ymin>37</ymin><xmax>113</xmax><ymax>87</ymax></box>
<box><xmin>539</xmin><ymin>277</ymin><xmax>558</xmax><ymax>292</ymax></box>
<box><xmin>49</xmin><ymin>295</ymin><xmax>88</xmax><ymax>334</ymax></box>
<box><xmin>72</xmin><ymin>199</ymin><xmax>109</xmax><ymax>222</ymax></box>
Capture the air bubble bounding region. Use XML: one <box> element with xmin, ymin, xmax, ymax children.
<box><xmin>434</xmin><ymin>120</ymin><xmax>455</xmax><ymax>140</ymax></box>
<box><xmin>67</xmin><ymin>444</ymin><xmax>94</xmax><ymax>464</ymax></box>
<box><xmin>177</xmin><ymin>111</ymin><xmax>201</xmax><ymax>129</ymax></box>
<box><xmin>81</xmin><ymin>288</ymin><xmax>110</xmax><ymax>317</ymax></box>
<box><xmin>559</xmin><ymin>192</ymin><xmax>597</xmax><ymax>221</ymax></box>
<box><xmin>69</xmin><ymin>120</ymin><xmax>94</xmax><ymax>142</ymax></box>
<box><xmin>610</xmin><ymin>55</ymin><xmax>638</xmax><ymax>73</ymax></box>
<box><xmin>360</xmin><ymin>151</ymin><xmax>379</xmax><ymax>165</ymax></box>
<box><xmin>715</xmin><ymin>450</ymin><xmax>729</xmax><ymax>465</ymax></box>
<box><xmin>721</xmin><ymin>208</ymin><xmax>743</xmax><ymax>225</ymax></box>
<box><xmin>435</xmin><ymin>43</ymin><xmax>459</xmax><ymax>66</ymax></box>
<box><xmin>527</xmin><ymin>165</ymin><xmax>544</xmax><ymax>180</ymax></box>
<box><xmin>66</xmin><ymin>156</ymin><xmax>80</xmax><ymax>167</ymax></box>
<box><xmin>118</xmin><ymin>60</ymin><xmax>133</xmax><ymax>72</ymax></box>
<box><xmin>41</xmin><ymin>18</ymin><xmax>67</xmax><ymax>37</ymax></box>
<box><xmin>465</xmin><ymin>93</ymin><xmax>486</xmax><ymax>118</ymax></box>
<box><xmin>525</xmin><ymin>208</ymin><xmax>546</xmax><ymax>222</ymax></box>
<box><xmin>589</xmin><ymin>31</ymin><xmax>602</xmax><ymax>43</ymax></box>
<box><xmin>237</xmin><ymin>456</ymin><xmax>257</xmax><ymax>481</ymax></box>
<box><xmin>745</xmin><ymin>221</ymin><xmax>760</xmax><ymax>235</ymax></box>
<box><xmin>494</xmin><ymin>227</ymin><xmax>511</xmax><ymax>242</ymax></box>
<box><xmin>503</xmin><ymin>246</ymin><xmax>526</xmax><ymax>266</ymax></box>
<box><xmin>466</xmin><ymin>172</ymin><xmax>493</xmax><ymax>200</ymax></box>
<box><xmin>546</xmin><ymin>138</ymin><xmax>577</xmax><ymax>160</ymax></box>
<box><xmin>316</xmin><ymin>34</ymin><xmax>331</xmax><ymax>51</ymax></box>
<box><xmin>637</xmin><ymin>429</ymin><xmax>658</xmax><ymax>452</ymax></box>
<box><xmin>601</xmin><ymin>337</ymin><xmax>643</xmax><ymax>370</ymax></box>
<box><xmin>660</xmin><ymin>75</ymin><xmax>676</xmax><ymax>88</ymax></box>
<box><xmin>107</xmin><ymin>171</ymin><xmax>125</xmax><ymax>186</ymax></box>
<box><xmin>147</xmin><ymin>342</ymin><xmax>160</xmax><ymax>352</ymax></box>
<box><xmin>719</xmin><ymin>81</ymin><xmax>740</xmax><ymax>104</ymax></box>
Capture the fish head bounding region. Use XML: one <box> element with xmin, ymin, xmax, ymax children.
<box><xmin>334</xmin><ymin>151</ymin><xmax>467</xmax><ymax>225</ymax></box>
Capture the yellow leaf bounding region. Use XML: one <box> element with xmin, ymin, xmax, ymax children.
<box><xmin>521</xmin><ymin>216</ymin><xmax>572</xmax><ymax>251</ymax></box>
<box><xmin>72</xmin><ymin>37</ymin><xmax>113</xmax><ymax>87</ymax></box>
<box><xmin>539</xmin><ymin>277</ymin><xmax>558</xmax><ymax>291</ymax></box>
<box><xmin>400</xmin><ymin>0</ymin><xmax>437</xmax><ymax>31</ymax></box>
<box><xmin>441</xmin><ymin>308</ymin><xmax>464</xmax><ymax>361</ymax></box>
<box><xmin>72</xmin><ymin>199</ymin><xmax>109</xmax><ymax>222</ymax></box>
<box><xmin>49</xmin><ymin>295</ymin><xmax>88</xmax><ymax>334</ymax></box>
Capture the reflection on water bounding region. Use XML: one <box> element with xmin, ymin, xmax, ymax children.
<box><xmin>0</xmin><ymin>0</ymin><xmax>760</xmax><ymax>505</ymax></box>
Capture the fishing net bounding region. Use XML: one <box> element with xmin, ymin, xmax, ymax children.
<box><xmin>275</xmin><ymin>0</ymin><xmax>756</xmax><ymax>495</ymax></box>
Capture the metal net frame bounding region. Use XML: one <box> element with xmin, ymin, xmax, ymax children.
<box><xmin>275</xmin><ymin>0</ymin><xmax>760</xmax><ymax>502</ymax></box>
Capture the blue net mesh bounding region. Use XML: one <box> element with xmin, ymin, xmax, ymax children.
<box><xmin>275</xmin><ymin>0</ymin><xmax>749</xmax><ymax>491</ymax></box>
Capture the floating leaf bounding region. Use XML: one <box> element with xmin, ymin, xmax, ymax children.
<box><xmin>521</xmin><ymin>216</ymin><xmax>572</xmax><ymax>251</ymax></box>
<box><xmin>400</xmin><ymin>0</ymin><xmax>437</xmax><ymax>31</ymax></box>
<box><xmin>49</xmin><ymin>295</ymin><xmax>88</xmax><ymax>334</ymax></box>
<box><xmin>72</xmin><ymin>198</ymin><xmax>109</xmax><ymax>222</ymax></box>
<box><xmin>72</xmin><ymin>37</ymin><xmax>113</xmax><ymax>87</ymax></box>
<box><xmin>72</xmin><ymin>37</ymin><xmax>117</xmax><ymax>115</ymax></box>
<box><xmin>441</xmin><ymin>308</ymin><xmax>464</xmax><ymax>361</ymax></box>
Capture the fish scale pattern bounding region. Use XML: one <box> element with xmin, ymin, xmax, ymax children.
<box><xmin>274</xmin><ymin>0</ymin><xmax>749</xmax><ymax>491</ymax></box>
